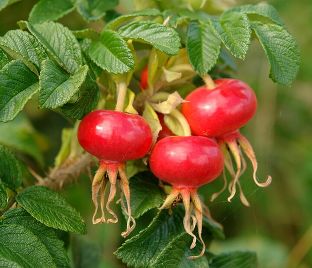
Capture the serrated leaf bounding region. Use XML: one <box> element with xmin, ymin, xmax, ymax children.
<box><xmin>252</xmin><ymin>22</ymin><xmax>300</xmax><ymax>86</ymax></box>
<box><xmin>0</xmin><ymin>145</ymin><xmax>23</xmax><ymax>189</ymax></box>
<box><xmin>2</xmin><ymin>208</ymin><xmax>70</xmax><ymax>268</ymax></box>
<box><xmin>230</xmin><ymin>3</ymin><xmax>283</xmax><ymax>26</ymax></box>
<box><xmin>151</xmin><ymin>232</ymin><xmax>209</xmax><ymax>268</ymax></box>
<box><xmin>115</xmin><ymin>208</ymin><xmax>185</xmax><ymax>267</ymax></box>
<box><xmin>0</xmin><ymin>30</ymin><xmax>48</xmax><ymax>74</ymax></box>
<box><xmin>142</xmin><ymin>102</ymin><xmax>162</xmax><ymax>145</ymax></box>
<box><xmin>118</xmin><ymin>21</ymin><xmax>180</xmax><ymax>55</ymax></box>
<box><xmin>128</xmin><ymin>171</ymin><xmax>163</xmax><ymax>218</ymax></box>
<box><xmin>73</xmin><ymin>28</ymin><xmax>99</xmax><ymax>40</ymax></box>
<box><xmin>0</xmin><ymin>49</ymin><xmax>9</xmax><ymax>69</ymax></box>
<box><xmin>88</xmin><ymin>30</ymin><xmax>134</xmax><ymax>73</ymax></box>
<box><xmin>0</xmin><ymin>0</ymin><xmax>20</xmax><ymax>12</ymax></box>
<box><xmin>16</xmin><ymin>185</ymin><xmax>86</xmax><ymax>234</ymax></box>
<box><xmin>209</xmin><ymin>251</ymin><xmax>257</xmax><ymax>268</ymax></box>
<box><xmin>106</xmin><ymin>8</ymin><xmax>161</xmax><ymax>29</ymax></box>
<box><xmin>0</xmin><ymin>114</ymin><xmax>44</xmax><ymax>166</ymax></box>
<box><xmin>39</xmin><ymin>59</ymin><xmax>88</xmax><ymax>109</ymax></box>
<box><xmin>77</xmin><ymin>0</ymin><xmax>118</xmax><ymax>21</ymax></box>
<box><xmin>0</xmin><ymin>224</ymin><xmax>56</xmax><ymax>268</ymax></box>
<box><xmin>0</xmin><ymin>183</ymin><xmax>7</xmax><ymax>209</ymax></box>
<box><xmin>186</xmin><ymin>21</ymin><xmax>221</xmax><ymax>74</ymax></box>
<box><xmin>213</xmin><ymin>11</ymin><xmax>251</xmax><ymax>59</ymax></box>
<box><xmin>0</xmin><ymin>60</ymin><xmax>39</xmax><ymax>122</ymax></box>
<box><xmin>59</xmin><ymin>74</ymin><xmax>100</xmax><ymax>119</ymax></box>
<box><xmin>29</xmin><ymin>0</ymin><xmax>74</xmax><ymax>24</ymax></box>
<box><xmin>27</xmin><ymin>21</ymin><xmax>82</xmax><ymax>74</ymax></box>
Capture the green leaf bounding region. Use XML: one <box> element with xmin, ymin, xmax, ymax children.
<box><xmin>0</xmin><ymin>114</ymin><xmax>44</xmax><ymax>166</ymax></box>
<box><xmin>106</xmin><ymin>8</ymin><xmax>161</xmax><ymax>29</ymax></box>
<box><xmin>29</xmin><ymin>0</ymin><xmax>74</xmax><ymax>24</ymax></box>
<box><xmin>151</xmin><ymin>233</ymin><xmax>209</xmax><ymax>268</ymax></box>
<box><xmin>213</xmin><ymin>11</ymin><xmax>251</xmax><ymax>59</ymax></box>
<box><xmin>0</xmin><ymin>60</ymin><xmax>39</xmax><ymax>122</ymax></box>
<box><xmin>0</xmin><ymin>224</ymin><xmax>56</xmax><ymax>268</ymax></box>
<box><xmin>251</xmin><ymin>22</ymin><xmax>300</xmax><ymax>86</ymax></box>
<box><xmin>209</xmin><ymin>251</ymin><xmax>257</xmax><ymax>268</ymax></box>
<box><xmin>203</xmin><ymin>217</ymin><xmax>225</xmax><ymax>240</ymax></box>
<box><xmin>118</xmin><ymin>21</ymin><xmax>181</xmax><ymax>55</ymax></box>
<box><xmin>0</xmin><ymin>29</ymin><xmax>48</xmax><ymax>74</ymax></box>
<box><xmin>115</xmin><ymin>208</ymin><xmax>185</xmax><ymax>267</ymax></box>
<box><xmin>88</xmin><ymin>30</ymin><xmax>134</xmax><ymax>73</ymax></box>
<box><xmin>0</xmin><ymin>145</ymin><xmax>23</xmax><ymax>189</ymax></box>
<box><xmin>128</xmin><ymin>171</ymin><xmax>163</xmax><ymax>219</ymax></box>
<box><xmin>27</xmin><ymin>21</ymin><xmax>82</xmax><ymax>74</ymax></box>
<box><xmin>0</xmin><ymin>183</ymin><xmax>7</xmax><ymax>209</ymax></box>
<box><xmin>0</xmin><ymin>0</ymin><xmax>20</xmax><ymax>12</ymax></box>
<box><xmin>59</xmin><ymin>74</ymin><xmax>100</xmax><ymax>119</ymax></box>
<box><xmin>77</xmin><ymin>0</ymin><xmax>118</xmax><ymax>21</ymax></box>
<box><xmin>73</xmin><ymin>28</ymin><xmax>99</xmax><ymax>40</ymax></box>
<box><xmin>2</xmin><ymin>208</ymin><xmax>70</xmax><ymax>268</ymax></box>
<box><xmin>186</xmin><ymin>21</ymin><xmax>221</xmax><ymax>74</ymax></box>
<box><xmin>230</xmin><ymin>3</ymin><xmax>283</xmax><ymax>26</ymax></box>
<box><xmin>0</xmin><ymin>49</ymin><xmax>9</xmax><ymax>69</ymax></box>
<box><xmin>16</xmin><ymin>185</ymin><xmax>86</xmax><ymax>234</ymax></box>
<box><xmin>39</xmin><ymin>59</ymin><xmax>88</xmax><ymax>109</ymax></box>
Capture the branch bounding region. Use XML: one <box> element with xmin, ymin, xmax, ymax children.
<box><xmin>38</xmin><ymin>153</ymin><xmax>94</xmax><ymax>189</ymax></box>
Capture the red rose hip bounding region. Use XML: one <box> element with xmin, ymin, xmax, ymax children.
<box><xmin>182</xmin><ymin>78</ymin><xmax>271</xmax><ymax>206</ymax></box>
<box><xmin>78</xmin><ymin>110</ymin><xmax>152</xmax><ymax>237</ymax></box>
<box><xmin>149</xmin><ymin>136</ymin><xmax>223</xmax><ymax>259</ymax></box>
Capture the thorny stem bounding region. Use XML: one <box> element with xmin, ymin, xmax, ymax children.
<box><xmin>38</xmin><ymin>153</ymin><xmax>94</xmax><ymax>189</ymax></box>
<box><xmin>115</xmin><ymin>81</ymin><xmax>128</xmax><ymax>112</ymax></box>
<box><xmin>202</xmin><ymin>74</ymin><xmax>216</xmax><ymax>89</ymax></box>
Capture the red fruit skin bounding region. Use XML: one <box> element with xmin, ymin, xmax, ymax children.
<box><xmin>140</xmin><ymin>67</ymin><xmax>148</xmax><ymax>90</ymax></box>
<box><xmin>78</xmin><ymin>110</ymin><xmax>152</xmax><ymax>163</ymax></box>
<box><xmin>157</xmin><ymin>113</ymin><xmax>174</xmax><ymax>140</ymax></box>
<box><xmin>182</xmin><ymin>79</ymin><xmax>257</xmax><ymax>137</ymax></box>
<box><xmin>149</xmin><ymin>136</ymin><xmax>224</xmax><ymax>188</ymax></box>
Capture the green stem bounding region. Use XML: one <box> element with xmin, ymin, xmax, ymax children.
<box><xmin>115</xmin><ymin>81</ymin><xmax>128</xmax><ymax>112</ymax></box>
<box><xmin>202</xmin><ymin>74</ymin><xmax>215</xmax><ymax>89</ymax></box>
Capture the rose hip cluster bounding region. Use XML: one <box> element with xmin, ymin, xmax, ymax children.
<box><xmin>77</xmin><ymin>71</ymin><xmax>271</xmax><ymax>258</ymax></box>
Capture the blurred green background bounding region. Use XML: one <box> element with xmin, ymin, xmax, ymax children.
<box><xmin>0</xmin><ymin>0</ymin><xmax>311</xmax><ymax>267</ymax></box>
